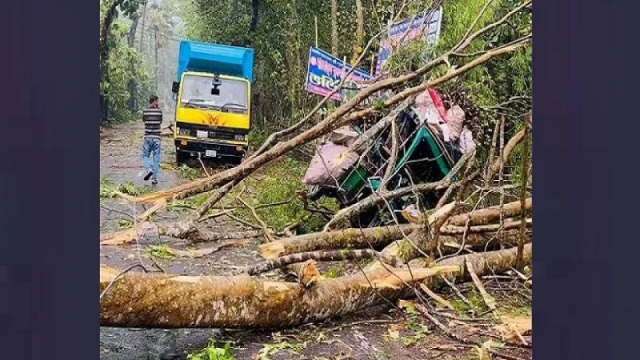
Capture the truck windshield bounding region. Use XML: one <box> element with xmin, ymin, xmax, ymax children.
<box><xmin>180</xmin><ymin>75</ymin><xmax>248</xmax><ymax>112</ymax></box>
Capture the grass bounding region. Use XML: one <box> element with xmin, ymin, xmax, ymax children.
<box><xmin>146</xmin><ymin>245</ymin><xmax>176</xmax><ymax>260</ymax></box>
<box><xmin>186</xmin><ymin>339</ymin><xmax>235</xmax><ymax>360</ymax></box>
<box><xmin>257</xmin><ymin>340</ymin><xmax>306</xmax><ymax>360</ymax></box>
<box><xmin>324</xmin><ymin>264</ymin><xmax>345</xmax><ymax>278</ymax></box>
<box><xmin>450</xmin><ymin>290</ymin><xmax>486</xmax><ymax>314</ymax></box>
<box><xmin>231</xmin><ymin>157</ymin><xmax>339</xmax><ymax>233</ymax></box>
<box><xmin>99</xmin><ymin>180</ymin><xmax>157</xmax><ymax>198</ymax></box>
<box><xmin>179</xmin><ymin>164</ymin><xmax>203</xmax><ymax>181</ymax></box>
<box><xmin>117</xmin><ymin>219</ymin><xmax>133</xmax><ymax>229</ymax></box>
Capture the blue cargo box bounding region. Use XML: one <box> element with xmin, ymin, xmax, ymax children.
<box><xmin>177</xmin><ymin>40</ymin><xmax>255</xmax><ymax>83</ymax></box>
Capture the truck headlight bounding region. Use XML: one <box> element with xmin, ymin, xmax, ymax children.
<box><xmin>177</xmin><ymin>127</ymin><xmax>190</xmax><ymax>136</ymax></box>
<box><xmin>234</xmin><ymin>134</ymin><xmax>247</xmax><ymax>141</ymax></box>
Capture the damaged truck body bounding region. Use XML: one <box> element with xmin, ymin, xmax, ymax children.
<box><xmin>303</xmin><ymin>88</ymin><xmax>473</xmax><ymax>228</ymax></box>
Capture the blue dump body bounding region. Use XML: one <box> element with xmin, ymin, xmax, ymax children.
<box><xmin>177</xmin><ymin>40</ymin><xmax>255</xmax><ymax>83</ymax></box>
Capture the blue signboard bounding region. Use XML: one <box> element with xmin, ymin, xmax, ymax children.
<box><xmin>305</xmin><ymin>47</ymin><xmax>371</xmax><ymax>101</ymax></box>
<box><xmin>375</xmin><ymin>7</ymin><xmax>443</xmax><ymax>76</ymax></box>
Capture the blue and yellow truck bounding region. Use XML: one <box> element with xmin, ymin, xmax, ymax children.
<box><xmin>171</xmin><ymin>40</ymin><xmax>254</xmax><ymax>164</ymax></box>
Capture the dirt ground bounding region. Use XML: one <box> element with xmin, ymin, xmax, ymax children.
<box><xmin>99</xmin><ymin>121</ymin><xmax>532</xmax><ymax>360</ymax></box>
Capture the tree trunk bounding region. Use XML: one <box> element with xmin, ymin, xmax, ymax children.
<box><xmin>127</xmin><ymin>14</ymin><xmax>139</xmax><ymax>112</ymax></box>
<box><xmin>397</xmin><ymin>228</ymin><xmax>529</xmax><ymax>263</ymax></box>
<box><xmin>99</xmin><ymin>264</ymin><xmax>459</xmax><ymax>328</ymax></box>
<box><xmin>260</xmin><ymin>225</ymin><xmax>415</xmax><ymax>258</ymax></box>
<box><xmin>246</xmin><ymin>249</ymin><xmax>398</xmax><ymax>276</ymax></box>
<box><xmin>331</xmin><ymin>0</ymin><xmax>338</xmax><ymax>55</ymax></box>
<box><xmin>250</xmin><ymin>0</ymin><xmax>260</xmax><ymax>31</ymax></box>
<box><xmin>100</xmin><ymin>245</ymin><xmax>531</xmax><ymax>328</ymax></box>
<box><xmin>447</xmin><ymin>198</ymin><xmax>532</xmax><ymax>226</ymax></box>
<box><xmin>99</xmin><ymin>0</ymin><xmax>125</xmax><ymax>123</ymax></box>
<box><xmin>352</xmin><ymin>0</ymin><xmax>364</xmax><ymax>63</ymax></box>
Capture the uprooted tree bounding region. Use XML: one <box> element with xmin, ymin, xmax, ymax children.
<box><xmin>100</xmin><ymin>0</ymin><xmax>533</xmax><ymax>333</ymax></box>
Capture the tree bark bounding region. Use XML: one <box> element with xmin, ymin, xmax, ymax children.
<box><xmin>127</xmin><ymin>13</ymin><xmax>140</xmax><ymax>112</ymax></box>
<box><xmin>331</xmin><ymin>0</ymin><xmax>338</xmax><ymax>55</ymax></box>
<box><xmin>100</xmin><ymin>245</ymin><xmax>531</xmax><ymax>328</ymax></box>
<box><xmin>485</xmin><ymin>128</ymin><xmax>526</xmax><ymax>182</ymax></box>
<box><xmin>447</xmin><ymin>198</ymin><xmax>532</xmax><ymax>226</ymax></box>
<box><xmin>99</xmin><ymin>264</ymin><xmax>459</xmax><ymax>328</ymax></box>
<box><xmin>352</xmin><ymin>0</ymin><xmax>364</xmax><ymax>63</ymax></box>
<box><xmin>260</xmin><ymin>223</ymin><xmax>529</xmax><ymax>262</ymax></box>
<box><xmin>100</xmin><ymin>0</ymin><xmax>126</xmax><ymax>122</ymax></box>
<box><xmin>517</xmin><ymin>119</ymin><xmax>531</xmax><ymax>268</ymax></box>
<box><xmin>245</xmin><ymin>249</ymin><xmax>397</xmax><ymax>276</ymax></box>
<box><xmin>397</xmin><ymin>228</ymin><xmax>528</xmax><ymax>263</ymax></box>
<box><xmin>259</xmin><ymin>225</ymin><xmax>415</xmax><ymax>259</ymax></box>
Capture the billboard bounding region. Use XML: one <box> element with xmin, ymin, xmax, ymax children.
<box><xmin>305</xmin><ymin>47</ymin><xmax>371</xmax><ymax>101</ymax></box>
<box><xmin>375</xmin><ymin>7</ymin><xmax>443</xmax><ymax>76</ymax></box>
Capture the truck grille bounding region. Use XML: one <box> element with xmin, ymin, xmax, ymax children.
<box><xmin>176</xmin><ymin>122</ymin><xmax>247</xmax><ymax>141</ymax></box>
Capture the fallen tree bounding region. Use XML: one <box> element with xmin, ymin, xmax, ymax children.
<box><xmin>448</xmin><ymin>198</ymin><xmax>532</xmax><ymax>226</ymax></box>
<box><xmin>261</xmin><ymin>202</ymin><xmax>532</xmax><ymax>258</ymax></box>
<box><xmin>245</xmin><ymin>249</ymin><xmax>399</xmax><ymax>276</ymax></box>
<box><xmin>260</xmin><ymin>225</ymin><xmax>415</xmax><ymax>258</ymax></box>
<box><xmin>100</xmin><ymin>244</ymin><xmax>531</xmax><ymax>328</ymax></box>
<box><xmin>100</xmin><ymin>263</ymin><xmax>459</xmax><ymax>328</ymax></box>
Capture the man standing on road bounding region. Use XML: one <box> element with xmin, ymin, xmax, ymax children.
<box><xmin>141</xmin><ymin>95</ymin><xmax>162</xmax><ymax>185</ymax></box>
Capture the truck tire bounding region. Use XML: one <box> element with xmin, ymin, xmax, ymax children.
<box><xmin>175</xmin><ymin>149</ymin><xmax>187</xmax><ymax>165</ymax></box>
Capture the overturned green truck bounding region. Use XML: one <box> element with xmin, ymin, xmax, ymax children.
<box><xmin>302</xmin><ymin>88</ymin><xmax>474</xmax><ymax>228</ymax></box>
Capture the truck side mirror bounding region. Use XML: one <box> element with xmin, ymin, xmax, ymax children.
<box><xmin>172</xmin><ymin>81</ymin><xmax>180</xmax><ymax>94</ymax></box>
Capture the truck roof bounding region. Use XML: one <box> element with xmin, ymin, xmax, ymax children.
<box><xmin>177</xmin><ymin>40</ymin><xmax>255</xmax><ymax>83</ymax></box>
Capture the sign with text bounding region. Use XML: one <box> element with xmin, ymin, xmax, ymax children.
<box><xmin>305</xmin><ymin>47</ymin><xmax>371</xmax><ymax>101</ymax></box>
<box><xmin>375</xmin><ymin>7</ymin><xmax>443</xmax><ymax>76</ymax></box>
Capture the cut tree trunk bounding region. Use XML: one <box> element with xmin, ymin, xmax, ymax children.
<box><xmin>447</xmin><ymin>198</ymin><xmax>532</xmax><ymax>226</ymax></box>
<box><xmin>245</xmin><ymin>249</ymin><xmax>398</xmax><ymax>276</ymax></box>
<box><xmin>100</xmin><ymin>245</ymin><xmax>531</xmax><ymax>328</ymax></box>
<box><xmin>261</xmin><ymin>218</ymin><xmax>532</xmax><ymax>260</ymax></box>
<box><xmin>99</xmin><ymin>264</ymin><xmax>459</xmax><ymax>328</ymax></box>
<box><xmin>397</xmin><ymin>228</ymin><xmax>529</xmax><ymax>263</ymax></box>
<box><xmin>260</xmin><ymin>225</ymin><xmax>415</xmax><ymax>258</ymax></box>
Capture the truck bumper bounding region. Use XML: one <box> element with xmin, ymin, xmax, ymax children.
<box><xmin>175</xmin><ymin>139</ymin><xmax>247</xmax><ymax>159</ymax></box>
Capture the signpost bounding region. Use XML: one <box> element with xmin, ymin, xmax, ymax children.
<box><xmin>374</xmin><ymin>7</ymin><xmax>443</xmax><ymax>76</ymax></box>
<box><xmin>305</xmin><ymin>47</ymin><xmax>371</xmax><ymax>102</ymax></box>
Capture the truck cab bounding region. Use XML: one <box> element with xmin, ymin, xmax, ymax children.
<box><xmin>171</xmin><ymin>40</ymin><xmax>254</xmax><ymax>165</ymax></box>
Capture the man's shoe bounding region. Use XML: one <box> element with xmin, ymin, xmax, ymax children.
<box><xmin>151</xmin><ymin>179</ymin><xmax>158</xmax><ymax>185</ymax></box>
<box><xmin>144</xmin><ymin>171</ymin><xmax>154</xmax><ymax>181</ymax></box>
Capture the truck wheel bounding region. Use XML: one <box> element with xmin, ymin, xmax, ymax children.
<box><xmin>175</xmin><ymin>150</ymin><xmax>186</xmax><ymax>165</ymax></box>
<box><xmin>231</xmin><ymin>157</ymin><xmax>243</xmax><ymax>166</ymax></box>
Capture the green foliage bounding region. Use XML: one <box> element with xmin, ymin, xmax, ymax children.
<box><xmin>257</xmin><ymin>340</ymin><xmax>305</xmax><ymax>360</ymax></box>
<box><xmin>324</xmin><ymin>264</ymin><xmax>345</xmax><ymax>278</ymax></box>
<box><xmin>450</xmin><ymin>290</ymin><xmax>486</xmax><ymax>314</ymax></box>
<box><xmin>117</xmin><ymin>219</ymin><xmax>134</xmax><ymax>229</ymax></box>
<box><xmin>117</xmin><ymin>181</ymin><xmax>156</xmax><ymax>196</ymax></box>
<box><xmin>101</xmin><ymin>20</ymin><xmax>151</xmax><ymax>122</ymax></box>
<box><xmin>187</xmin><ymin>339</ymin><xmax>235</xmax><ymax>360</ymax></box>
<box><xmin>178</xmin><ymin>164</ymin><xmax>203</xmax><ymax>180</ymax></box>
<box><xmin>232</xmin><ymin>157</ymin><xmax>338</xmax><ymax>233</ymax></box>
<box><xmin>100</xmin><ymin>178</ymin><xmax>117</xmax><ymax>199</ymax></box>
<box><xmin>147</xmin><ymin>245</ymin><xmax>176</xmax><ymax>260</ymax></box>
<box><xmin>400</xmin><ymin>303</ymin><xmax>429</xmax><ymax>346</ymax></box>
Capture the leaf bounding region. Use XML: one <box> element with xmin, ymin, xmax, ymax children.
<box><xmin>475</xmin><ymin>345</ymin><xmax>492</xmax><ymax>360</ymax></box>
<box><xmin>495</xmin><ymin>315</ymin><xmax>532</xmax><ymax>341</ymax></box>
